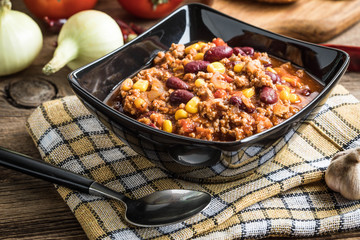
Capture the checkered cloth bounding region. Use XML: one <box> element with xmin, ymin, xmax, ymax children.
<box><xmin>26</xmin><ymin>84</ymin><xmax>360</xmax><ymax>240</ymax></box>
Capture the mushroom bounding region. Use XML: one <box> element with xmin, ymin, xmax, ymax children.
<box><xmin>325</xmin><ymin>147</ymin><xmax>360</xmax><ymax>200</ymax></box>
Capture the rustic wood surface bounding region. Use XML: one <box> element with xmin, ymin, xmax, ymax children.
<box><xmin>0</xmin><ymin>0</ymin><xmax>360</xmax><ymax>239</ymax></box>
<box><xmin>212</xmin><ymin>0</ymin><xmax>360</xmax><ymax>43</ymax></box>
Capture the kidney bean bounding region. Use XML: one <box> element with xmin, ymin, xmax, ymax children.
<box><xmin>265</xmin><ymin>71</ymin><xmax>281</xmax><ymax>84</ymax></box>
<box><xmin>260</xmin><ymin>87</ymin><xmax>278</xmax><ymax>104</ymax></box>
<box><xmin>241</xmin><ymin>47</ymin><xmax>254</xmax><ymax>57</ymax></box>
<box><xmin>229</xmin><ymin>96</ymin><xmax>246</xmax><ymax>110</ymax></box>
<box><xmin>229</xmin><ymin>96</ymin><xmax>243</xmax><ymax>107</ymax></box>
<box><xmin>233</xmin><ymin>46</ymin><xmax>254</xmax><ymax>57</ymax></box>
<box><xmin>204</xmin><ymin>46</ymin><xmax>233</xmax><ymax>62</ymax></box>
<box><xmin>230</xmin><ymin>96</ymin><xmax>255</xmax><ymax>113</ymax></box>
<box><xmin>233</xmin><ymin>47</ymin><xmax>246</xmax><ymax>56</ymax></box>
<box><xmin>166</xmin><ymin>76</ymin><xmax>189</xmax><ymax>90</ymax></box>
<box><xmin>184</xmin><ymin>60</ymin><xmax>210</xmax><ymax>73</ymax></box>
<box><xmin>300</xmin><ymin>88</ymin><xmax>311</xmax><ymax>96</ymax></box>
<box><xmin>169</xmin><ymin>89</ymin><xmax>194</xmax><ymax>105</ymax></box>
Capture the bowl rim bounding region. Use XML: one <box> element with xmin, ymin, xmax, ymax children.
<box><xmin>68</xmin><ymin>3</ymin><xmax>350</xmax><ymax>148</ymax></box>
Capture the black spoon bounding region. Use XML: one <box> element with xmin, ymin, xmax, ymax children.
<box><xmin>0</xmin><ymin>147</ymin><xmax>211</xmax><ymax>227</ymax></box>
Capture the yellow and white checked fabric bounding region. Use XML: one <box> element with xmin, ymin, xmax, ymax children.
<box><xmin>26</xmin><ymin>84</ymin><xmax>360</xmax><ymax>240</ymax></box>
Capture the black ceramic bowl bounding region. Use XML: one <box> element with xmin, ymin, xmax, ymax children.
<box><xmin>68</xmin><ymin>3</ymin><xmax>349</xmax><ymax>182</ymax></box>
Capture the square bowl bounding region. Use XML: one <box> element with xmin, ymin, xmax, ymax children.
<box><xmin>68</xmin><ymin>3</ymin><xmax>349</xmax><ymax>182</ymax></box>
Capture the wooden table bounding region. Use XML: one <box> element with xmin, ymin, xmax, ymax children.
<box><xmin>0</xmin><ymin>0</ymin><xmax>359</xmax><ymax>239</ymax></box>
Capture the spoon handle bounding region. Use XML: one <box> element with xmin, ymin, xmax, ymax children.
<box><xmin>0</xmin><ymin>147</ymin><xmax>94</xmax><ymax>193</ymax></box>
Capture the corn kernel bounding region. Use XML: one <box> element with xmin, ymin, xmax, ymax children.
<box><xmin>282</xmin><ymin>76</ymin><xmax>296</xmax><ymax>83</ymax></box>
<box><xmin>175</xmin><ymin>109</ymin><xmax>188</xmax><ymax>120</ymax></box>
<box><xmin>185</xmin><ymin>43</ymin><xmax>200</xmax><ymax>54</ymax></box>
<box><xmin>280</xmin><ymin>90</ymin><xmax>290</xmax><ymax>102</ymax></box>
<box><xmin>266</xmin><ymin>67</ymin><xmax>277</xmax><ymax>74</ymax></box>
<box><xmin>121</xmin><ymin>78</ymin><xmax>133</xmax><ymax>91</ymax></box>
<box><xmin>194</xmin><ymin>52</ymin><xmax>204</xmax><ymax>60</ymax></box>
<box><xmin>185</xmin><ymin>96</ymin><xmax>200</xmax><ymax>114</ymax></box>
<box><xmin>289</xmin><ymin>93</ymin><xmax>300</xmax><ymax>103</ymax></box>
<box><xmin>242</xmin><ymin>87</ymin><xmax>255</xmax><ymax>98</ymax></box>
<box><xmin>173</xmin><ymin>65</ymin><xmax>184</xmax><ymax>72</ymax></box>
<box><xmin>183</xmin><ymin>58</ymin><xmax>191</xmax><ymax>66</ymax></box>
<box><xmin>134</xmin><ymin>97</ymin><xmax>146</xmax><ymax>109</ymax></box>
<box><xmin>207</xmin><ymin>62</ymin><xmax>225</xmax><ymax>73</ymax></box>
<box><xmin>233</xmin><ymin>63</ymin><xmax>244</xmax><ymax>73</ymax></box>
<box><xmin>132</xmin><ymin>79</ymin><xmax>149</xmax><ymax>92</ymax></box>
<box><xmin>163</xmin><ymin>120</ymin><xmax>173</xmax><ymax>133</ymax></box>
<box><xmin>276</xmin><ymin>85</ymin><xmax>291</xmax><ymax>92</ymax></box>
<box><xmin>195</xmin><ymin>78</ymin><xmax>205</xmax><ymax>87</ymax></box>
<box><xmin>198</xmin><ymin>42</ymin><xmax>206</xmax><ymax>48</ymax></box>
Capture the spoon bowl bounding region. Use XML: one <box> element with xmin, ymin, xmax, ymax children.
<box><xmin>126</xmin><ymin>189</ymin><xmax>211</xmax><ymax>226</ymax></box>
<box><xmin>89</xmin><ymin>182</ymin><xmax>211</xmax><ymax>226</ymax></box>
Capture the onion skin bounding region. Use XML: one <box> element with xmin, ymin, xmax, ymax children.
<box><xmin>43</xmin><ymin>10</ymin><xmax>123</xmax><ymax>75</ymax></box>
<box><xmin>0</xmin><ymin>0</ymin><xmax>43</xmax><ymax>76</ymax></box>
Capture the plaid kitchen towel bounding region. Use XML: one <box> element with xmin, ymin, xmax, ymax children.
<box><xmin>26</xmin><ymin>84</ymin><xmax>360</xmax><ymax>240</ymax></box>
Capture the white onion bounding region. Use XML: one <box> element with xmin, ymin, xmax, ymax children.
<box><xmin>0</xmin><ymin>0</ymin><xmax>43</xmax><ymax>76</ymax></box>
<box><xmin>43</xmin><ymin>10</ymin><xmax>123</xmax><ymax>75</ymax></box>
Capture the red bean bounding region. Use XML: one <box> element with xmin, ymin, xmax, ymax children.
<box><xmin>230</xmin><ymin>96</ymin><xmax>255</xmax><ymax>113</ymax></box>
<box><xmin>233</xmin><ymin>46</ymin><xmax>254</xmax><ymax>57</ymax></box>
<box><xmin>184</xmin><ymin>60</ymin><xmax>210</xmax><ymax>73</ymax></box>
<box><xmin>233</xmin><ymin>47</ymin><xmax>246</xmax><ymax>56</ymax></box>
<box><xmin>204</xmin><ymin>46</ymin><xmax>233</xmax><ymax>62</ymax></box>
<box><xmin>240</xmin><ymin>47</ymin><xmax>254</xmax><ymax>57</ymax></box>
<box><xmin>169</xmin><ymin>89</ymin><xmax>194</xmax><ymax>105</ymax></box>
<box><xmin>229</xmin><ymin>96</ymin><xmax>243</xmax><ymax>107</ymax></box>
<box><xmin>260</xmin><ymin>87</ymin><xmax>278</xmax><ymax>104</ymax></box>
<box><xmin>166</xmin><ymin>76</ymin><xmax>189</xmax><ymax>90</ymax></box>
<box><xmin>300</xmin><ymin>88</ymin><xmax>311</xmax><ymax>96</ymax></box>
<box><xmin>265</xmin><ymin>71</ymin><xmax>281</xmax><ymax>84</ymax></box>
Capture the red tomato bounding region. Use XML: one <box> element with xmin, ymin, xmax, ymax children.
<box><xmin>178</xmin><ymin>119</ymin><xmax>195</xmax><ymax>133</ymax></box>
<box><xmin>212</xmin><ymin>38</ymin><xmax>227</xmax><ymax>46</ymax></box>
<box><xmin>214</xmin><ymin>89</ymin><xmax>227</xmax><ymax>98</ymax></box>
<box><xmin>23</xmin><ymin>0</ymin><xmax>98</xmax><ymax>19</ymax></box>
<box><xmin>222</xmin><ymin>74</ymin><xmax>234</xmax><ymax>83</ymax></box>
<box><xmin>117</xmin><ymin>0</ymin><xmax>183</xmax><ymax>19</ymax></box>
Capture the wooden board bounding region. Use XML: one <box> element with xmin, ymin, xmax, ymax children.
<box><xmin>212</xmin><ymin>0</ymin><xmax>360</xmax><ymax>43</ymax></box>
<box><xmin>95</xmin><ymin>0</ymin><xmax>360</xmax><ymax>43</ymax></box>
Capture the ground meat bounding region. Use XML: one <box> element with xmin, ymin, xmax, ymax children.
<box><xmin>198</xmin><ymin>99</ymin><xmax>228</xmax><ymax>121</ymax></box>
<box><xmin>195</xmin><ymin>86</ymin><xmax>214</xmax><ymax>101</ymax></box>
<box><xmin>107</xmin><ymin>38</ymin><xmax>323</xmax><ymax>141</ymax></box>
<box><xmin>234</xmin><ymin>75</ymin><xmax>250</xmax><ymax>88</ymax></box>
